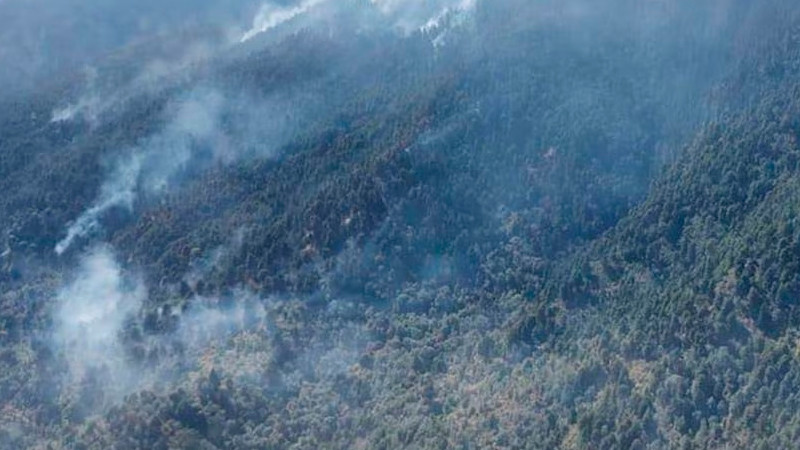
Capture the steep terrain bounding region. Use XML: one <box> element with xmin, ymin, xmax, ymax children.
<box><xmin>2</xmin><ymin>0</ymin><xmax>800</xmax><ymax>449</ymax></box>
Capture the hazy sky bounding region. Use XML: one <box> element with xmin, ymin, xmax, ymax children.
<box><xmin>0</xmin><ymin>0</ymin><xmax>263</xmax><ymax>95</ymax></box>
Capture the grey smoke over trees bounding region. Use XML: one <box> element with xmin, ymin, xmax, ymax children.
<box><xmin>2</xmin><ymin>0</ymin><xmax>800</xmax><ymax>448</ymax></box>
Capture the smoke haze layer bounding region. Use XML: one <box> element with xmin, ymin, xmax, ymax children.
<box><xmin>3</xmin><ymin>1</ymin><xmax>800</xmax><ymax>448</ymax></box>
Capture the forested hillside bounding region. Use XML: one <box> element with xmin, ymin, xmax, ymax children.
<box><xmin>1</xmin><ymin>0</ymin><xmax>800</xmax><ymax>448</ymax></box>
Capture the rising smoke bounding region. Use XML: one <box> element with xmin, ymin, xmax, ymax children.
<box><xmin>52</xmin><ymin>0</ymin><xmax>483</xmax><ymax>256</ymax></box>
<box><xmin>56</xmin><ymin>89</ymin><xmax>234</xmax><ymax>255</ymax></box>
<box><xmin>50</xmin><ymin>240</ymin><xmax>368</xmax><ymax>414</ymax></box>
<box><xmin>52</xmin><ymin>246</ymin><xmax>145</xmax><ymax>393</ymax></box>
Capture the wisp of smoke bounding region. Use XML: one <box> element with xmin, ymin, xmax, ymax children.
<box><xmin>51</xmin><ymin>100</ymin><xmax>90</xmax><ymax>124</ymax></box>
<box><xmin>140</xmin><ymin>89</ymin><xmax>226</xmax><ymax>194</ymax></box>
<box><xmin>48</xmin><ymin>36</ymin><xmax>227</xmax><ymax>129</ymax></box>
<box><xmin>184</xmin><ymin>227</ymin><xmax>248</xmax><ymax>291</ymax></box>
<box><xmin>176</xmin><ymin>291</ymin><xmax>268</xmax><ymax>352</ymax></box>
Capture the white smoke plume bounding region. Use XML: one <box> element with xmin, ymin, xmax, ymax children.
<box><xmin>50</xmin><ymin>98</ymin><xmax>98</xmax><ymax>123</ymax></box>
<box><xmin>140</xmin><ymin>89</ymin><xmax>227</xmax><ymax>194</ymax></box>
<box><xmin>50</xmin><ymin>243</ymin><xmax>365</xmax><ymax>407</ymax></box>
<box><xmin>55</xmin><ymin>90</ymin><xmax>226</xmax><ymax>255</ymax></box>
<box><xmin>55</xmin><ymin>154</ymin><xmax>142</xmax><ymax>255</ymax></box>
<box><xmin>371</xmin><ymin>0</ymin><xmax>477</xmax><ymax>33</ymax></box>
<box><xmin>55</xmin><ymin>81</ymin><xmax>317</xmax><ymax>255</ymax></box>
<box><xmin>239</xmin><ymin>0</ymin><xmax>478</xmax><ymax>43</ymax></box>
<box><xmin>52</xmin><ymin>246</ymin><xmax>145</xmax><ymax>388</ymax></box>
<box><xmin>50</xmin><ymin>67</ymin><xmax>101</xmax><ymax>124</ymax></box>
<box><xmin>241</xmin><ymin>0</ymin><xmax>328</xmax><ymax>42</ymax></box>
<box><xmin>49</xmin><ymin>245</ymin><xmax>270</xmax><ymax>405</ymax></box>
<box><xmin>54</xmin><ymin>0</ymin><xmax>483</xmax><ymax>256</ymax></box>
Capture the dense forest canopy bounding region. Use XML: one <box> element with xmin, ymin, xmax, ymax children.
<box><xmin>2</xmin><ymin>0</ymin><xmax>800</xmax><ymax>448</ymax></box>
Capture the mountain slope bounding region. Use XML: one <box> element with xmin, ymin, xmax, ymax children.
<box><xmin>2</xmin><ymin>1</ymin><xmax>800</xmax><ymax>449</ymax></box>
<box><xmin>507</xmin><ymin>11</ymin><xmax>800</xmax><ymax>448</ymax></box>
